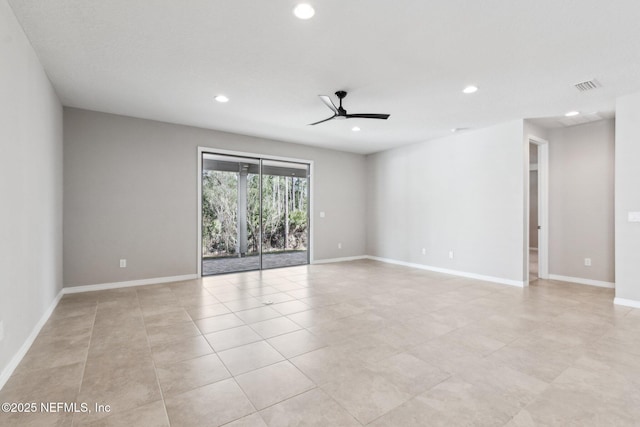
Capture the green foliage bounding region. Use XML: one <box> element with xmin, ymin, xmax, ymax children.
<box><xmin>202</xmin><ymin>169</ymin><xmax>308</xmax><ymax>257</ymax></box>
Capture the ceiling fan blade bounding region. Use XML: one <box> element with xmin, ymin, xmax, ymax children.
<box><xmin>319</xmin><ymin>95</ymin><xmax>339</xmax><ymax>114</ymax></box>
<box><xmin>308</xmin><ymin>115</ymin><xmax>336</xmax><ymax>126</ymax></box>
<box><xmin>345</xmin><ymin>113</ymin><xmax>390</xmax><ymax>120</ymax></box>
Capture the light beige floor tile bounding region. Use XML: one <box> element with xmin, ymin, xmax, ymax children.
<box><xmin>289</xmin><ymin>346</ymin><xmax>365</xmax><ymax>385</ymax></box>
<box><xmin>320</xmin><ymin>367</ymin><xmax>414</xmax><ymax>424</ymax></box>
<box><xmin>0</xmin><ymin>261</ymin><xmax>631</xmax><ymax>426</ymax></box>
<box><xmin>235</xmin><ymin>307</ymin><xmax>281</xmax><ymax>324</ymax></box>
<box><xmin>78</xmin><ymin>400</ymin><xmax>169</xmax><ymax>427</ymax></box>
<box><xmin>17</xmin><ymin>333</ymin><xmax>91</xmax><ymax>371</ymax></box>
<box><xmin>211</xmin><ymin>290</ymin><xmax>254</xmax><ymax>303</ymax></box>
<box><xmin>366</xmin><ymin>352</ymin><xmax>451</xmax><ymax>397</ymax></box>
<box><xmin>270</xmin><ymin>300</ymin><xmax>310</xmax><ymax>316</ymax></box>
<box><xmin>185</xmin><ymin>302</ymin><xmax>230</xmax><ymax>320</ymax></box>
<box><xmin>150</xmin><ymin>335</ymin><xmax>213</xmax><ymax>367</ymax></box>
<box><xmin>259</xmin><ymin>388</ymin><xmax>360</xmax><ymax>427</ymax></box>
<box><xmin>205</xmin><ymin>325</ymin><xmax>263</xmax><ymax>352</ymax></box>
<box><xmin>223</xmin><ymin>413</ymin><xmax>268</xmax><ymax>427</ymax></box>
<box><xmin>247</xmin><ymin>286</ymin><xmax>281</xmax><ymax>297</ymax></box>
<box><xmin>223</xmin><ymin>297</ymin><xmax>266</xmax><ymax>312</ymax></box>
<box><xmin>75</xmin><ymin>362</ymin><xmax>162</xmax><ymax>423</ymax></box>
<box><xmin>164</xmin><ymin>378</ymin><xmax>255</xmax><ymax>427</ymax></box>
<box><xmin>146</xmin><ymin>320</ymin><xmax>202</xmax><ymax>345</ymax></box>
<box><xmin>217</xmin><ymin>341</ymin><xmax>285</xmax><ymax>376</ymax></box>
<box><xmin>235</xmin><ymin>361</ymin><xmax>316</xmax><ymax>409</ymax></box>
<box><xmin>266</xmin><ymin>329</ymin><xmax>327</xmax><ymax>359</ymax></box>
<box><xmin>156</xmin><ymin>353</ymin><xmax>230</xmax><ymax>397</ymax></box>
<box><xmin>256</xmin><ymin>292</ymin><xmax>296</xmax><ymax>304</ymax></box>
<box><xmin>250</xmin><ymin>316</ymin><xmax>302</xmax><ymax>339</ymax></box>
<box><xmin>143</xmin><ymin>308</ymin><xmax>192</xmax><ymax>327</ymax></box>
<box><xmin>371</xmin><ymin>376</ymin><xmax>514</xmax><ymax>427</ymax></box>
<box><xmin>195</xmin><ymin>313</ymin><xmax>245</xmax><ymax>334</ymax></box>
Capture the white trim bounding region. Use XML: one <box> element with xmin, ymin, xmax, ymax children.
<box><xmin>548</xmin><ymin>274</ymin><xmax>615</xmax><ymax>289</ymax></box>
<box><xmin>197</xmin><ymin>146</ymin><xmax>314</xmax><ymax>275</ymax></box>
<box><xmin>63</xmin><ymin>274</ymin><xmax>198</xmax><ymax>294</ymax></box>
<box><xmin>0</xmin><ymin>289</ymin><xmax>64</xmax><ymax>391</ymax></box>
<box><xmin>367</xmin><ymin>256</ymin><xmax>525</xmax><ymax>287</ymax></box>
<box><xmin>312</xmin><ymin>255</ymin><xmax>368</xmax><ymax>264</ymax></box>
<box><xmin>614</xmin><ymin>297</ymin><xmax>640</xmax><ymax>308</ymax></box>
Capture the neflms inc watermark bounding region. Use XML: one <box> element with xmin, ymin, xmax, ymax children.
<box><xmin>2</xmin><ymin>402</ymin><xmax>111</xmax><ymax>413</ymax></box>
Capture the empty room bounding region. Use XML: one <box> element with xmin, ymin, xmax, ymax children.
<box><xmin>2</xmin><ymin>1</ymin><xmax>640</xmax><ymax>426</ymax></box>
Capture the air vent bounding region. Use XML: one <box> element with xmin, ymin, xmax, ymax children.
<box><xmin>574</xmin><ymin>79</ymin><xmax>601</xmax><ymax>92</ymax></box>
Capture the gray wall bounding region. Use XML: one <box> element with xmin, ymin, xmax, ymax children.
<box><xmin>615</xmin><ymin>93</ymin><xmax>640</xmax><ymax>302</ymax></box>
<box><xmin>63</xmin><ymin>108</ymin><xmax>367</xmax><ymax>287</ymax></box>
<box><xmin>548</xmin><ymin>119</ymin><xmax>615</xmax><ymax>283</ymax></box>
<box><xmin>366</xmin><ymin>120</ymin><xmax>526</xmax><ymax>283</ymax></box>
<box><xmin>0</xmin><ymin>0</ymin><xmax>63</xmax><ymax>382</ymax></box>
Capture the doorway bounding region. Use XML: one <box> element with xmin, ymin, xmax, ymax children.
<box><xmin>528</xmin><ymin>137</ymin><xmax>549</xmax><ymax>283</ymax></box>
<box><xmin>199</xmin><ymin>151</ymin><xmax>311</xmax><ymax>275</ymax></box>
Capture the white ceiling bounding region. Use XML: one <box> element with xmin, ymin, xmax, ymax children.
<box><xmin>8</xmin><ymin>0</ymin><xmax>640</xmax><ymax>154</ymax></box>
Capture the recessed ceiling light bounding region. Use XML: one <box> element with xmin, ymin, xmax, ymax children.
<box><xmin>214</xmin><ymin>95</ymin><xmax>229</xmax><ymax>103</ymax></box>
<box><xmin>462</xmin><ymin>85</ymin><xmax>478</xmax><ymax>94</ymax></box>
<box><xmin>352</xmin><ymin>126</ymin><xmax>361</xmax><ymax>132</ymax></box>
<box><xmin>293</xmin><ymin>4</ymin><xmax>315</xmax><ymax>20</ymax></box>
<box><xmin>565</xmin><ymin>111</ymin><xmax>580</xmax><ymax>117</ymax></box>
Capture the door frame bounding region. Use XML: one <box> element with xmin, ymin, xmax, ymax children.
<box><xmin>526</xmin><ymin>136</ymin><xmax>549</xmax><ymax>282</ymax></box>
<box><xmin>197</xmin><ymin>146</ymin><xmax>314</xmax><ymax>277</ymax></box>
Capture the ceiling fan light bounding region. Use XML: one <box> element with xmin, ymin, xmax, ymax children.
<box><xmin>462</xmin><ymin>85</ymin><xmax>478</xmax><ymax>94</ymax></box>
<box><xmin>293</xmin><ymin>4</ymin><xmax>315</xmax><ymax>20</ymax></box>
<box><xmin>214</xmin><ymin>95</ymin><xmax>229</xmax><ymax>103</ymax></box>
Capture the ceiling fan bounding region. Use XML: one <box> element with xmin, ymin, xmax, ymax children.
<box><xmin>309</xmin><ymin>91</ymin><xmax>390</xmax><ymax>125</ymax></box>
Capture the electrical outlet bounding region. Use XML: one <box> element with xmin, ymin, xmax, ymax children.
<box><xmin>0</xmin><ymin>320</ymin><xmax>4</xmax><ymax>343</ymax></box>
<box><xmin>448</xmin><ymin>251</ymin><xmax>454</xmax><ymax>259</ymax></box>
<box><xmin>584</xmin><ymin>258</ymin><xmax>592</xmax><ymax>267</ymax></box>
<box><xmin>120</xmin><ymin>259</ymin><xmax>127</xmax><ymax>268</ymax></box>
<box><xmin>338</xmin><ymin>243</ymin><xmax>342</xmax><ymax>249</ymax></box>
<box><xmin>421</xmin><ymin>248</ymin><xmax>426</xmax><ymax>255</ymax></box>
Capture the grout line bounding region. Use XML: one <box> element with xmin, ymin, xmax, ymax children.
<box><xmin>70</xmin><ymin>301</ymin><xmax>99</xmax><ymax>427</ymax></box>
<box><xmin>139</xmin><ymin>286</ymin><xmax>180</xmax><ymax>427</ymax></box>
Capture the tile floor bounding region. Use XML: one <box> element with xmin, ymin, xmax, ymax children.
<box><xmin>1</xmin><ymin>260</ymin><xmax>639</xmax><ymax>426</ymax></box>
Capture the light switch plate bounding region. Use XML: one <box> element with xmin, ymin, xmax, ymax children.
<box><xmin>628</xmin><ymin>212</ymin><xmax>640</xmax><ymax>222</ymax></box>
<box><xmin>320</xmin><ymin>211</ymin><xmax>325</xmax><ymax>218</ymax></box>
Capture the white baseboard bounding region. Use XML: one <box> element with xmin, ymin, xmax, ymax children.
<box><xmin>366</xmin><ymin>256</ymin><xmax>525</xmax><ymax>288</ymax></box>
<box><xmin>63</xmin><ymin>274</ymin><xmax>199</xmax><ymax>294</ymax></box>
<box><xmin>312</xmin><ymin>255</ymin><xmax>368</xmax><ymax>265</ymax></box>
<box><xmin>614</xmin><ymin>297</ymin><xmax>640</xmax><ymax>308</ymax></box>
<box><xmin>548</xmin><ymin>274</ymin><xmax>615</xmax><ymax>289</ymax></box>
<box><xmin>0</xmin><ymin>289</ymin><xmax>64</xmax><ymax>391</ymax></box>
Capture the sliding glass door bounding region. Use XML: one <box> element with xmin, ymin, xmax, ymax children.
<box><xmin>201</xmin><ymin>153</ymin><xmax>309</xmax><ymax>275</ymax></box>
<box><xmin>261</xmin><ymin>160</ymin><xmax>309</xmax><ymax>269</ymax></box>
